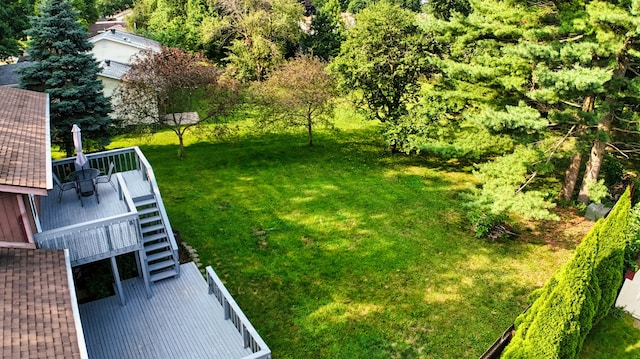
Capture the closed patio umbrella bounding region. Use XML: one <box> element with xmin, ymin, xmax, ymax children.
<box><xmin>72</xmin><ymin>124</ymin><xmax>87</xmax><ymax>168</ymax></box>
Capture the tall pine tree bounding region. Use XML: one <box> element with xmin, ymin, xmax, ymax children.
<box><xmin>413</xmin><ymin>0</ymin><xmax>640</xmax><ymax>220</ymax></box>
<box><xmin>19</xmin><ymin>0</ymin><xmax>111</xmax><ymax>156</ymax></box>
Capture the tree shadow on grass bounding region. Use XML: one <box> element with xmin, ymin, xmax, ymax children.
<box><xmin>135</xmin><ymin>126</ymin><xmax>574</xmax><ymax>358</ymax></box>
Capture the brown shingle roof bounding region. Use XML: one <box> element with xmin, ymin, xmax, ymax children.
<box><xmin>0</xmin><ymin>87</ymin><xmax>51</xmax><ymax>194</ymax></box>
<box><xmin>0</xmin><ymin>248</ymin><xmax>83</xmax><ymax>358</ymax></box>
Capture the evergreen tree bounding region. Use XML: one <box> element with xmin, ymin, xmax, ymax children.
<box><xmin>19</xmin><ymin>0</ymin><xmax>111</xmax><ymax>157</ymax></box>
<box><xmin>425</xmin><ymin>0</ymin><xmax>471</xmax><ymax>20</ymax></box>
<box><xmin>413</xmin><ymin>0</ymin><xmax>640</xmax><ymax>220</ymax></box>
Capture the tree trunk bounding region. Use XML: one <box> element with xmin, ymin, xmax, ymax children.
<box><xmin>559</xmin><ymin>153</ymin><xmax>582</xmax><ymax>202</ymax></box>
<box><xmin>307</xmin><ymin>115</ymin><xmax>313</xmax><ymax>146</ymax></box>
<box><xmin>577</xmin><ymin>139</ymin><xmax>607</xmax><ymax>204</ymax></box>
<box><xmin>578</xmin><ymin>114</ymin><xmax>612</xmax><ymax>204</ymax></box>
<box><xmin>65</xmin><ymin>140</ymin><xmax>74</xmax><ymax>158</ymax></box>
<box><xmin>178</xmin><ymin>134</ymin><xmax>186</xmax><ymax>159</ymax></box>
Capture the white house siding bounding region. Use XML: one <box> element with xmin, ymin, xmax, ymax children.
<box><xmin>92</xmin><ymin>40</ymin><xmax>143</xmax><ymax>64</ymax></box>
<box><xmin>99</xmin><ymin>76</ymin><xmax>121</xmax><ymax>98</ymax></box>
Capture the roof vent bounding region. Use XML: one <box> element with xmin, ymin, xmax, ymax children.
<box><xmin>110</xmin><ymin>28</ymin><xmax>116</xmax><ymax>34</ymax></box>
<box><xmin>123</xmin><ymin>37</ymin><xmax>129</xmax><ymax>42</ymax></box>
<box><xmin>105</xmin><ymin>59</ymin><xmax>111</xmax><ymax>66</ymax></box>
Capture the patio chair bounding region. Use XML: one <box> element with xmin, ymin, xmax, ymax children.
<box><xmin>95</xmin><ymin>162</ymin><xmax>117</xmax><ymax>191</ymax></box>
<box><xmin>53</xmin><ymin>173</ymin><xmax>77</xmax><ymax>203</ymax></box>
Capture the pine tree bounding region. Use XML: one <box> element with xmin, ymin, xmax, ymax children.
<box><xmin>414</xmin><ymin>0</ymin><xmax>640</xmax><ymax>220</ymax></box>
<box><xmin>19</xmin><ymin>0</ymin><xmax>112</xmax><ymax>157</ymax></box>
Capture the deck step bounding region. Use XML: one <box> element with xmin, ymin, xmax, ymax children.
<box><xmin>134</xmin><ymin>197</ymin><xmax>156</xmax><ymax>207</ymax></box>
<box><xmin>146</xmin><ymin>250</ymin><xmax>174</xmax><ymax>263</ymax></box>
<box><xmin>143</xmin><ymin>232</ymin><xmax>168</xmax><ymax>243</ymax></box>
<box><xmin>141</xmin><ymin>223</ymin><xmax>165</xmax><ymax>234</ymax></box>
<box><xmin>134</xmin><ymin>194</ymin><xmax>180</xmax><ymax>283</ymax></box>
<box><xmin>150</xmin><ymin>268</ymin><xmax>179</xmax><ymax>283</ymax></box>
<box><xmin>145</xmin><ymin>241</ymin><xmax>171</xmax><ymax>253</ymax></box>
<box><xmin>137</xmin><ymin>206</ymin><xmax>159</xmax><ymax>216</ymax></box>
<box><xmin>148</xmin><ymin>259</ymin><xmax>175</xmax><ymax>272</ymax></box>
<box><xmin>139</xmin><ymin>215</ymin><xmax>162</xmax><ymax>225</ymax></box>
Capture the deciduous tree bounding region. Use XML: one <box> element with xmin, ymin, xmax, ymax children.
<box><xmin>0</xmin><ymin>0</ymin><xmax>35</xmax><ymax>60</ymax></box>
<box><xmin>301</xmin><ymin>0</ymin><xmax>344</xmax><ymax>60</ymax></box>
<box><xmin>254</xmin><ymin>54</ymin><xmax>336</xmax><ymax>146</ymax></box>
<box><xmin>114</xmin><ymin>46</ymin><xmax>239</xmax><ymax>158</ymax></box>
<box><xmin>221</xmin><ymin>0</ymin><xmax>304</xmax><ymax>81</ymax></box>
<box><xmin>330</xmin><ymin>1</ymin><xmax>438</xmax><ymax>151</ymax></box>
<box><xmin>19</xmin><ymin>0</ymin><xmax>111</xmax><ymax>156</ymax></box>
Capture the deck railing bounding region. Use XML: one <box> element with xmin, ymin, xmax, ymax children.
<box><xmin>35</xmin><ymin>174</ymin><xmax>143</xmax><ymax>266</ymax></box>
<box><xmin>51</xmin><ymin>147</ymin><xmax>180</xmax><ymax>272</ymax></box>
<box><xmin>206</xmin><ymin>266</ymin><xmax>272</xmax><ymax>359</ymax></box>
<box><xmin>52</xmin><ymin>147</ymin><xmax>141</xmax><ymax>180</ymax></box>
<box><xmin>133</xmin><ymin>147</ymin><xmax>180</xmax><ymax>276</ymax></box>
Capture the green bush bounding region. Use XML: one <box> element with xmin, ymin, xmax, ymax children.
<box><xmin>502</xmin><ymin>188</ymin><xmax>631</xmax><ymax>359</ymax></box>
<box><xmin>623</xmin><ymin>203</ymin><xmax>640</xmax><ymax>271</ymax></box>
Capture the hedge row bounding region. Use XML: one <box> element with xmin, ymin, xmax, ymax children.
<box><xmin>502</xmin><ymin>188</ymin><xmax>631</xmax><ymax>359</ymax></box>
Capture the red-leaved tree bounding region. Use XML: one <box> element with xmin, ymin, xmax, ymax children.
<box><xmin>114</xmin><ymin>46</ymin><xmax>239</xmax><ymax>158</ymax></box>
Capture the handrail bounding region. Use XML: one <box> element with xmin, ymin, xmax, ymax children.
<box><xmin>133</xmin><ymin>146</ymin><xmax>180</xmax><ymax>275</ymax></box>
<box><xmin>36</xmin><ymin>211</ymin><xmax>137</xmax><ymax>238</ymax></box>
<box><xmin>116</xmin><ymin>172</ymin><xmax>137</xmax><ymax>213</ymax></box>
<box><xmin>52</xmin><ymin>147</ymin><xmax>140</xmax><ymax>180</ymax></box>
<box><xmin>206</xmin><ymin>266</ymin><xmax>271</xmax><ymax>359</ymax></box>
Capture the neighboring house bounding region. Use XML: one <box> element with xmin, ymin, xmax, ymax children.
<box><xmin>89</xmin><ymin>28</ymin><xmax>160</xmax><ymax>98</ymax></box>
<box><xmin>96</xmin><ymin>58</ymin><xmax>130</xmax><ymax>97</ymax></box>
<box><xmin>0</xmin><ymin>86</ymin><xmax>271</xmax><ymax>358</ymax></box>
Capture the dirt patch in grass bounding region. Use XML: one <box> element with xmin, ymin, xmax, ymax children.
<box><xmin>519</xmin><ymin>206</ymin><xmax>594</xmax><ymax>250</ymax></box>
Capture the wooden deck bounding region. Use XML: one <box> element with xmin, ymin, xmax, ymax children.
<box><xmin>79</xmin><ymin>262</ymin><xmax>255</xmax><ymax>359</ymax></box>
<box><xmin>40</xmin><ymin>170</ymin><xmax>150</xmax><ymax>231</ymax></box>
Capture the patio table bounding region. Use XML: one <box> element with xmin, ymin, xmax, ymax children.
<box><xmin>68</xmin><ymin>168</ymin><xmax>100</xmax><ymax>204</ymax></box>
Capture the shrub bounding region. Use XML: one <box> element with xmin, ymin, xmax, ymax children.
<box><xmin>624</xmin><ymin>203</ymin><xmax>640</xmax><ymax>271</ymax></box>
<box><xmin>502</xmin><ymin>188</ymin><xmax>631</xmax><ymax>359</ymax></box>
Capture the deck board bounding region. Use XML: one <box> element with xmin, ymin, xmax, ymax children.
<box><xmin>79</xmin><ymin>262</ymin><xmax>254</xmax><ymax>359</ymax></box>
<box><xmin>121</xmin><ymin>170</ymin><xmax>154</xmax><ymax>199</ymax></box>
<box><xmin>40</xmin><ymin>170</ymin><xmax>152</xmax><ymax>231</ymax></box>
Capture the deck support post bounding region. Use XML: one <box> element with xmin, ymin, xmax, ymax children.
<box><xmin>111</xmin><ymin>256</ymin><xmax>126</xmax><ymax>306</ymax></box>
<box><xmin>138</xmin><ymin>249</ymin><xmax>153</xmax><ymax>298</ymax></box>
<box><xmin>134</xmin><ymin>251</ymin><xmax>142</xmax><ymax>280</ymax></box>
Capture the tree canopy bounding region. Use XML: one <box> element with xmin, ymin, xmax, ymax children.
<box><xmin>114</xmin><ymin>46</ymin><xmax>239</xmax><ymax>158</ymax></box>
<box><xmin>0</xmin><ymin>0</ymin><xmax>35</xmax><ymax>60</ymax></box>
<box><xmin>253</xmin><ymin>54</ymin><xmax>336</xmax><ymax>146</ymax></box>
<box><xmin>411</xmin><ymin>0</ymin><xmax>640</xmax><ymax>220</ymax></box>
<box><xmin>19</xmin><ymin>0</ymin><xmax>111</xmax><ymax>156</ymax></box>
<box><xmin>331</xmin><ymin>1</ymin><xmax>439</xmax><ymax>151</ymax></box>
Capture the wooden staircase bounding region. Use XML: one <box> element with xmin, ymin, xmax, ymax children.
<box><xmin>135</xmin><ymin>194</ymin><xmax>180</xmax><ymax>283</ymax></box>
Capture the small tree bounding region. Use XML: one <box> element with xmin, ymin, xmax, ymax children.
<box><xmin>19</xmin><ymin>0</ymin><xmax>112</xmax><ymax>156</ymax></box>
<box><xmin>254</xmin><ymin>54</ymin><xmax>336</xmax><ymax>146</ymax></box>
<box><xmin>115</xmin><ymin>46</ymin><xmax>239</xmax><ymax>158</ymax></box>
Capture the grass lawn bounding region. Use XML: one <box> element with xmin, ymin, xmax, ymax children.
<box><xmin>580</xmin><ymin>312</ymin><xmax>640</xmax><ymax>358</ymax></box>
<box><xmin>110</xmin><ymin>110</ymin><xmax>579</xmax><ymax>358</ymax></box>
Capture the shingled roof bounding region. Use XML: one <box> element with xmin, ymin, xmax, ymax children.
<box><xmin>0</xmin><ymin>87</ymin><xmax>52</xmax><ymax>195</ymax></box>
<box><xmin>0</xmin><ymin>248</ymin><xmax>87</xmax><ymax>358</ymax></box>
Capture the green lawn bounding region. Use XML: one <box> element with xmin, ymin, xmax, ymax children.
<box><xmin>111</xmin><ymin>113</ymin><xmax>576</xmax><ymax>358</ymax></box>
<box><xmin>580</xmin><ymin>312</ymin><xmax>640</xmax><ymax>358</ymax></box>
